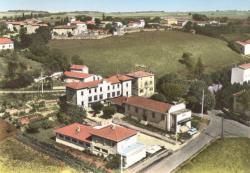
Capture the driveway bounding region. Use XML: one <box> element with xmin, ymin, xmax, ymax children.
<box><xmin>144</xmin><ymin>110</ymin><xmax>250</xmax><ymax>173</ymax></box>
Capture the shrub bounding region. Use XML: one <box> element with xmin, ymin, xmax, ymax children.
<box><xmin>91</xmin><ymin>102</ymin><xmax>104</xmax><ymax>114</ymax></box>
<box><xmin>102</xmin><ymin>106</ymin><xmax>116</xmax><ymax>119</ymax></box>
<box><xmin>105</xmin><ymin>154</ymin><xmax>121</xmax><ymax>169</ymax></box>
<box><xmin>41</xmin><ymin>119</ymin><xmax>53</xmax><ymax>129</ymax></box>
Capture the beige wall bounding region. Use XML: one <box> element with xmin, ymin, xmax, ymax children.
<box><xmin>125</xmin><ymin>104</ymin><xmax>167</xmax><ymax>130</ymax></box>
<box><xmin>132</xmin><ymin>76</ymin><xmax>154</xmax><ymax>97</ymax></box>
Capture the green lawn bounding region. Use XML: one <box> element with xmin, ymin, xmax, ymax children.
<box><xmin>0</xmin><ymin>138</ymin><xmax>79</xmax><ymax>173</ymax></box>
<box><xmin>177</xmin><ymin>138</ymin><xmax>250</xmax><ymax>173</ymax></box>
<box><xmin>49</xmin><ymin>31</ymin><xmax>241</xmax><ymax>77</ymax></box>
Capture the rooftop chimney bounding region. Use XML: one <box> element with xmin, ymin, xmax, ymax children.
<box><xmin>76</xmin><ymin>126</ymin><xmax>81</xmax><ymax>133</ymax></box>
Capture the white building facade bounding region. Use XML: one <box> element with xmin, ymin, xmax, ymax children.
<box><xmin>231</xmin><ymin>63</ymin><xmax>250</xmax><ymax>85</ymax></box>
<box><xmin>235</xmin><ymin>40</ymin><xmax>250</xmax><ymax>55</ymax></box>
<box><xmin>0</xmin><ymin>38</ymin><xmax>14</xmax><ymax>50</ymax></box>
<box><xmin>66</xmin><ymin>75</ymin><xmax>133</xmax><ymax>108</ymax></box>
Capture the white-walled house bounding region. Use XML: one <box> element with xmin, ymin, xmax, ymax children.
<box><xmin>231</xmin><ymin>63</ymin><xmax>250</xmax><ymax>85</ymax></box>
<box><xmin>55</xmin><ymin>123</ymin><xmax>146</xmax><ymax>168</ymax></box>
<box><xmin>0</xmin><ymin>38</ymin><xmax>14</xmax><ymax>50</ymax></box>
<box><xmin>235</xmin><ymin>40</ymin><xmax>250</xmax><ymax>55</ymax></box>
<box><xmin>66</xmin><ymin>74</ymin><xmax>133</xmax><ymax>108</ymax></box>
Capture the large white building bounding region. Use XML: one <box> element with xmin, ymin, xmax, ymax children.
<box><xmin>0</xmin><ymin>38</ymin><xmax>14</xmax><ymax>51</ymax></box>
<box><xmin>231</xmin><ymin>63</ymin><xmax>250</xmax><ymax>85</ymax></box>
<box><xmin>55</xmin><ymin>123</ymin><xmax>146</xmax><ymax>168</ymax></box>
<box><xmin>235</xmin><ymin>40</ymin><xmax>250</xmax><ymax>55</ymax></box>
<box><xmin>66</xmin><ymin>74</ymin><xmax>133</xmax><ymax>108</ymax></box>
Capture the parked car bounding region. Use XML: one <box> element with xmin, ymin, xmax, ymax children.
<box><xmin>188</xmin><ymin>127</ymin><xmax>198</xmax><ymax>136</ymax></box>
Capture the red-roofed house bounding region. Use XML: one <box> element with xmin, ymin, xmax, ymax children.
<box><xmin>70</xmin><ymin>64</ymin><xmax>89</xmax><ymax>73</ymax></box>
<box><xmin>0</xmin><ymin>38</ymin><xmax>14</xmax><ymax>50</ymax></box>
<box><xmin>126</xmin><ymin>70</ymin><xmax>155</xmax><ymax>97</ymax></box>
<box><xmin>120</xmin><ymin>96</ymin><xmax>192</xmax><ymax>133</ymax></box>
<box><xmin>63</xmin><ymin>71</ymin><xmax>101</xmax><ymax>83</ymax></box>
<box><xmin>231</xmin><ymin>63</ymin><xmax>250</xmax><ymax>84</ymax></box>
<box><xmin>235</xmin><ymin>39</ymin><xmax>250</xmax><ymax>55</ymax></box>
<box><xmin>55</xmin><ymin>123</ymin><xmax>146</xmax><ymax>168</ymax></box>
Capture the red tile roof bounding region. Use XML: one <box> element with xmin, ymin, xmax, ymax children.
<box><xmin>125</xmin><ymin>96</ymin><xmax>172</xmax><ymax>113</ymax></box>
<box><xmin>66</xmin><ymin>80</ymin><xmax>100</xmax><ymax>90</ymax></box>
<box><xmin>55</xmin><ymin>123</ymin><xmax>137</xmax><ymax>143</ymax></box>
<box><xmin>236</xmin><ymin>39</ymin><xmax>250</xmax><ymax>46</ymax></box>
<box><xmin>106</xmin><ymin>74</ymin><xmax>133</xmax><ymax>84</ymax></box>
<box><xmin>55</xmin><ymin>123</ymin><xmax>93</xmax><ymax>143</ymax></box>
<box><xmin>71</xmin><ymin>20</ymin><xmax>86</xmax><ymax>25</ymax></box>
<box><xmin>0</xmin><ymin>38</ymin><xmax>13</xmax><ymax>44</ymax></box>
<box><xmin>90</xmin><ymin>125</ymin><xmax>137</xmax><ymax>142</ymax></box>
<box><xmin>70</xmin><ymin>64</ymin><xmax>88</xmax><ymax>70</ymax></box>
<box><xmin>239</xmin><ymin>63</ymin><xmax>250</xmax><ymax>70</ymax></box>
<box><xmin>64</xmin><ymin>71</ymin><xmax>92</xmax><ymax>79</ymax></box>
<box><xmin>54</xmin><ymin>25</ymin><xmax>76</xmax><ymax>29</ymax></box>
<box><xmin>126</xmin><ymin>71</ymin><xmax>154</xmax><ymax>78</ymax></box>
<box><xmin>110</xmin><ymin>96</ymin><xmax>128</xmax><ymax>106</ymax></box>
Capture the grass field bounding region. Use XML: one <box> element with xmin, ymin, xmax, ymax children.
<box><xmin>49</xmin><ymin>31</ymin><xmax>241</xmax><ymax>77</ymax></box>
<box><xmin>176</xmin><ymin>138</ymin><xmax>250</xmax><ymax>173</ymax></box>
<box><xmin>0</xmin><ymin>138</ymin><xmax>79</xmax><ymax>173</ymax></box>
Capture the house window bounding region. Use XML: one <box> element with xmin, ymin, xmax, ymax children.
<box><xmin>117</xmin><ymin>91</ymin><xmax>120</xmax><ymax>96</ymax></box>
<box><xmin>161</xmin><ymin>114</ymin><xmax>165</xmax><ymax>120</ymax></box>
<box><xmin>100</xmin><ymin>87</ymin><xmax>102</xmax><ymax>92</ymax></box>
<box><xmin>94</xmin><ymin>146</ymin><xmax>101</xmax><ymax>151</ymax></box>
<box><xmin>113</xmin><ymin>85</ymin><xmax>115</xmax><ymax>89</ymax></box>
<box><xmin>81</xmin><ymin>91</ymin><xmax>84</xmax><ymax>96</ymax></box>
<box><xmin>126</xmin><ymin>91</ymin><xmax>128</xmax><ymax>96</ymax></box>
<box><xmin>112</xmin><ymin>92</ymin><xmax>115</xmax><ymax>97</ymax></box>
<box><xmin>99</xmin><ymin>94</ymin><xmax>103</xmax><ymax>100</ymax></box>
<box><xmin>140</xmin><ymin>89</ymin><xmax>144</xmax><ymax>93</ymax></box>
<box><xmin>65</xmin><ymin>136</ymin><xmax>70</xmax><ymax>141</ymax></box>
<box><xmin>117</xmin><ymin>84</ymin><xmax>120</xmax><ymax>88</ymax></box>
<box><xmin>95</xmin><ymin>88</ymin><xmax>97</xmax><ymax>92</ymax></box>
<box><xmin>107</xmin><ymin>93</ymin><xmax>110</xmax><ymax>98</ymax></box>
<box><xmin>89</xmin><ymin>90</ymin><xmax>91</xmax><ymax>94</ymax></box>
<box><xmin>135</xmin><ymin>107</ymin><xmax>138</xmax><ymax>113</ymax></box>
<box><xmin>88</xmin><ymin>97</ymin><xmax>92</xmax><ymax>102</ymax></box>
<box><xmin>72</xmin><ymin>139</ymin><xmax>77</xmax><ymax>143</ymax></box>
<box><xmin>94</xmin><ymin>95</ymin><xmax>98</xmax><ymax>101</ymax></box>
<box><xmin>126</xmin><ymin>83</ymin><xmax>129</xmax><ymax>87</ymax></box>
<box><xmin>152</xmin><ymin>112</ymin><xmax>155</xmax><ymax>118</ymax></box>
<box><xmin>108</xmin><ymin>86</ymin><xmax>110</xmax><ymax>90</ymax></box>
<box><xmin>150</xmin><ymin>81</ymin><xmax>153</xmax><ymax>85</ymax></box>
<box><xmin>81</xmin><ymin>101</ymin><xmax>84</xmax><ymax>106</ymax></box>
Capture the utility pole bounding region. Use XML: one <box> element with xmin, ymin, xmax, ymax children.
<box><xmin>120</xmin><ymin>154</ymin><xmax>123</xmax><ymax>173</ymax></box>
<box><xmin>221</xmin><ymin>116</ymin><xmax>224</xmax><ymax>139</ymax></box>
<box><xmin>201</xmin><ymin>90</ymin><xmax>204</xmax><ymax>118</ymax></box>
<box><xmin>40</xmin><ymin>71</ymin><xmax>44</xmax><ymax>94</ymax></box>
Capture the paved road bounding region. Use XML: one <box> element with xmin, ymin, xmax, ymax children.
<box><xmin>144</xmin><ymin>111</ymin><xmax>250</xmax><ymax>173</ymax></box>
<box><xmin>0</xmin><ymin>90</ymin><xmax>65</xmax><ymax>94</ymax></box>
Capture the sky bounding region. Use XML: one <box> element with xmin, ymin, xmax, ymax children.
<box><xmin>0</xmin><ymin>0</ymin><xmax>250</xmax><ymax>12</ymax></box>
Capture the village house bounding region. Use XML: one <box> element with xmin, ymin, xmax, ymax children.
<box><xmin>54</xmin><ymin>123</ymin><xmax>146</xmax><ymax>168</ymax></box>
<box><xmin>127</xmin><ymin>20</ymin><xmax>145</xmax><ymax>28</ymax></box>
<box><xmin>52</xmin><ymin>25</ymin><xmax>77</xmax><ymax>36</ymax></box>
<box><xmin>0</xmin><ymin>37</ymin><xmax>14</xmax><ymax>50</ymax></box>
<box><xmin>126</xmin><ymin>70</ymin><xmax>155</xmax><ymax>98</ymax></box>
<box><xmin>111</xmin><ymin>96</ymin><xmax>192</xmax><ymax>133</ymax></box>
<box><xmin>235</xmin><ymin>39</ymin><xmax>250</xmax><ymax>55</ymax></box>
<box><xmin>66</xmin><ymin>74</ymin><xmax>132</xmax><ymax>108</ymax></box>
<box><xmin>63</xmin><ymin>64</ymin><xmax>102</xmax><ymax>83</ymax></box>
<box><xmin>231</xmin><ymin>63</ymin><xmax>250</xmax><ymax>84</ymax></box>
<box><xmin>6</xmin><ymin>19</ymin><xmax>48</xmax><ymax>34</ymax></box>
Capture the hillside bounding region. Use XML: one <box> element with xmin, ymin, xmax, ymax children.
<box><xmin>49</xmin><ymin>31</ymin><xmax>241</xmax><ymax>77</ymax></box>
<box><xmin>177</xmin><ymin>138</ymin><xmax>250</xmax><ymax>173</ymax></box>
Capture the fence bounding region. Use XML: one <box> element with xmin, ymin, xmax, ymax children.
<box><xmin>16</xmin><ymin>133</ymin><xmax>108</xmax><ymax>173</ymax></box>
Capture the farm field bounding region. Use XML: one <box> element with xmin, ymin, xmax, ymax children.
<box><xmin>176</xmin><ymin>138</ymin><xmax>250</xmax><ymax>173</ymax></box>
<box><xmin>49</xmin><ymin>31</ymin><xmax>241</xmax><ymax>77</ymax></box>
<box><xmin>0</xmin><ymin>137</ymin><xmax>79</xmax><ymax>173</ymax></box>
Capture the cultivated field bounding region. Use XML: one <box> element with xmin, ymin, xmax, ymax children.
<box><xmin>0</xmin><ymin>137</ymin><xmax>79</xmax><ymax>173</ymax></box>
<box><xmin>49</xmin><ymin>31</ymin><xmax>241</xmax><ymax>77</ymax></box>
<box><xmin>176</xmin><ymin>138</ymin><xmax>250</xmax><ymax>173</ymax></box>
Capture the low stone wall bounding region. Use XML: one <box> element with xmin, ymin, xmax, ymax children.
<box><xmin>16</xmin><ymin>133</ymin><xmax>108</xmax><ymax>173</ymax></box>
<box><xmin>52</xmin><ymin>34</ymin><xmax>112</xmax><ymax>40</ymax></box>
